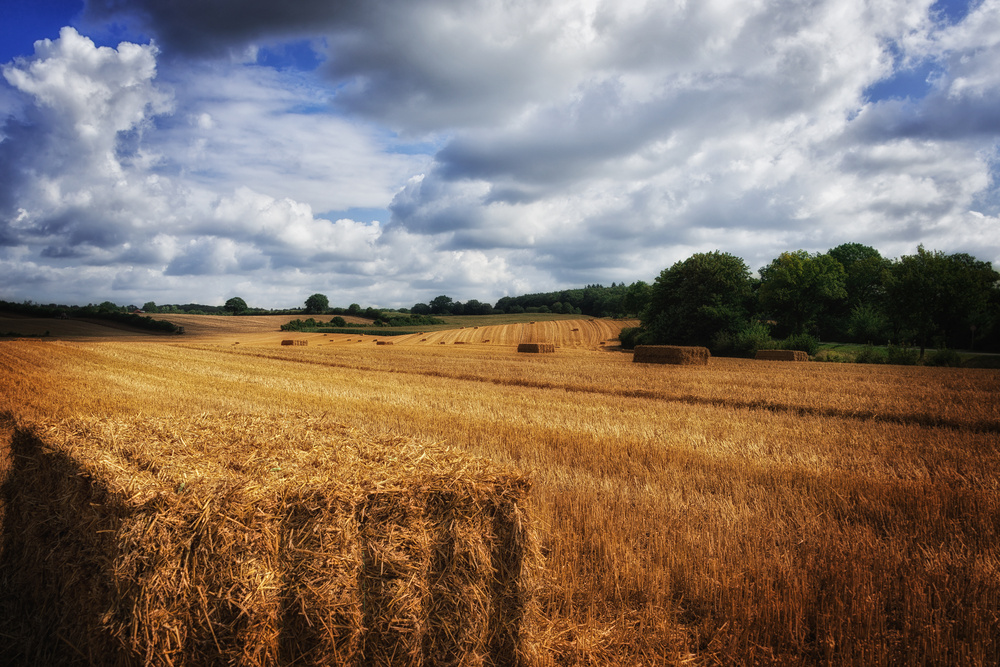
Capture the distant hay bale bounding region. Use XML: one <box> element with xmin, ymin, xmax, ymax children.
<box><xmin>755</xmin><ymin>349</ymin><xmax>809</xmax><ymax>362</ymax></box>
<box><xmin>633</xmin><ymin>345</ymin><xmax>709</xmax><ymax>365</ymax></box>
<box><xmin>454</xmin><ymin>341</ymin><xmax>466</xmax><ymax>345</ymax></box>
<box><xmin>439</xmin><ymin>342</ymin><xmax>447</xmax><ymax>345</ymax></box>
<box><xmin>281</xmin><ymin>339</ymin><xmax>308</xmax><ymax>346</ymax></box>
<box><xmin>0</xmin><ymin>415</ymin><xmax>541</xmax><ymax>666</ymax></box>
<box><xmin>517</xmin><ymin>343</ymin><xmax>555</xmax><ymax>354</ymax></box>
<box><xmin>376</xmin><ymin>341</ymin><xmax>393</xmax><ymax>346</ymax></box>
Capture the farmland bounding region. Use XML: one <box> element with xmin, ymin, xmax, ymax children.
<box><xmin>2</xmin><ymin>314</ymin><xmax>1000</xmax><ymax>665</ymax></box>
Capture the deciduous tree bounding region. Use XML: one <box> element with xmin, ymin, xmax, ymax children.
<box><xmin>304</xmin><ymin>293</ymin><xmax>329</xmax><ymax>314</ymax></box>
<box><xmin>224</xmin><ymin>297</ymin><xmax>248</xmax><ymax>315</ymax></box>
<box><xmin>642</xmin><ymin>251</ymin><xmax>754</xmax><ymax>346</ymax></box>
<box><xmin>758</xmin><ymin>250</ymin><xmax>846</xmax><ymax>336</ymax></box>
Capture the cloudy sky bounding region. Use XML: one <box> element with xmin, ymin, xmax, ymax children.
<box><xmin>1</xmin><ymin>0</ymin><xmax>998</xmax><ymax>309</ymax></box>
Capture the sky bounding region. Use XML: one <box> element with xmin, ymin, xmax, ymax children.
<box><xmin>0</xmin><ymin>0</ymin><xmax>998</xmax><ymax>310</ymax></box>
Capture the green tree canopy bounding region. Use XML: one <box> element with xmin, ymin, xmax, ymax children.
<box><xmin>621</xmin><ymin>281</ymin><xmax>652</xmax><ymax>317</ymax></box>
<box><xmin>429</xmin><ymin>295</ymin><xmax>454</xmax><ymax>314</ymax></box>
<box><xmin>827</xmin><ymin>243</ymin><xmax>890</xmax><ymax>311</ymax></box>
<box><xmin>884</xmin><ymin>246</ymin><xmax>1000</xmax><ymax>355</ymax></box>
<box><xmin>758</xmin><ymin>250</ymin><xmax>847</xmax><ymax>335</ymax></box>
<box><xmin>224</xmin><ymin>297</ymin><xmax>248</xmax><ymax>315</ymax></box>
<box><xmin>304</xmin><ymin>293</ymin><xmax>329</xmax><ymax>314</ymax></box>
<box><xmin>642</xmin><ymin>251</ymin><xmax>754</xmax><ymax>346</ymax></box>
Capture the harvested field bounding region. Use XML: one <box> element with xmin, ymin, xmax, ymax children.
<box><xmin>2</xmin><ymin>327</ymin><xmax>999</xmax><ymax>665</ymax></box>
<box><xmin>756</xmin><ymin>349</ymin><xmax>810</xmax><ymax>361</ymax></box>
<box><xmin>633</xmin><ymin>344</ymin><xmax>710</xmax><ymax>365</ymax></box>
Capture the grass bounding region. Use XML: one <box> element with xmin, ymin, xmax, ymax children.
<box><xmin>1</xmin><ymin>334</ymin><xmax>999</xmax><ymax>664</ymax></box>
<box><xmin>817</xmin><ymin>341</ymin><xmax>1000</xmax><ymax>369</ymax></box>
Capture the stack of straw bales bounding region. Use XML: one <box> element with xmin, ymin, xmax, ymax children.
<box><xmin>280</xmin><ymin>339</ymin><xmax>308</xmax><ymax>346</ymax></box>
<box><xmin>755</xmin><ymin>350</ymin><xmax>809</xmax><ymax>361</ymax></box>
<box><xmin>517</xmin><ymin>343</ymin><xmax>555</xmax><ymax>354</ymax></box>
<box><xmin>375</xmin><ymin>340</ymin><xmax>393</xmax><ymax>346</ymax></box>
<box><xmin>0</xmin><ymin>414</ymin><xmax>540</xmax><ymax>666</ymax></box>
<box><xmin>632</xmin><ymin>345</ymin><xmax>710</xmax><ymax>365</ymax></box>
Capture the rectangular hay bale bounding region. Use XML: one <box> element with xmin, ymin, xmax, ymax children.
<box><xmin>0</xmin><ymin>415</ymin><xmax>540</xmax><ymax>667</ymax></box>
<box><xmin>281</xmin><ymin>340</ymin><xmax>308</xmax><ymax>346</ymax></box>
<box><xmin>632</xmin><ymin>345</ymin><xmax>710</xmax><ymax>365</ymax></box>
<box><xmin>517</xmin><ymin>343</ymin><xmax>555</xmax><ymax>354</ymax></box>
<box><xmin>755</xmin><ymin>349</ymin><xmax>809</xmax><ymax>361</ymax></box>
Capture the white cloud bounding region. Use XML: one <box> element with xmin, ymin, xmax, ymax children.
<box><xmin>2</xmin><ymin>1</ymin><xmax>999</xmax><ymax>308</ymax></box>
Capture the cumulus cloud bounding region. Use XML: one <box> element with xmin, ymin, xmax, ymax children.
<box><xmin>2</xmin><ymin>0</ymin><xmax>998</xmax><ymax>308</ymax></box>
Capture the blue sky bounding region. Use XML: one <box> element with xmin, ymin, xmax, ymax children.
<box><xmin>1</xmin><ymin>0</ymin><xmax>998</xmax><ymax>309</ymax></box>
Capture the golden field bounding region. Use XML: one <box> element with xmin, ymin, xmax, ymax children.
<box><xmin>2</xmin><ymin>314</ymin><xmax>999</xmax><ymax>665</ymax></box>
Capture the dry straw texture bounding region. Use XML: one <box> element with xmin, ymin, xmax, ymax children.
<box><xmin>0</xmin><ymin>413</ymin><xmax>540</xmax><ymax>666</ymax></box>
<box><xmin>633</xmin><ymin>345</ymin><xmax>710</xmax><ymax>365</ymax></box>
<box><xmin>3</xmin><ymin>333</ymin><xmax>999</xmax><ymax>665</ymax></box>
<box><xmin>517</xmin><ymin>344</ymin><xmax>555</xmax><ymax>354</ymax></box>
<box><xmin>756</xmin><ymin>350</ymin><xmax>809</xmax><ymax>361</ymax></box>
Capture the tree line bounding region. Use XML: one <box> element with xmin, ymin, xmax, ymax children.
<box><xmin>0</xmin><ymin>300</ymin><xmax>181</xmax><ymax>334</ymax></box>
<box><xmin>625</xmin><ymin>244</ymin><xmax>1000</xmax><ymax>358</ymax></box>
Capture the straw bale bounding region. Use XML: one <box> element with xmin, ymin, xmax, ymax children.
<box><xmin>632</xmin><ymin>345</ymin><xmax>709</xmax><ymax>365</ymax></box>
<box><xmin>0</xmin><ymin>414</ymin><xmax>540</xmax><ymax>666</ymax></box>
<box><xmin>281</xmin><ymin>340</ymin><xmax>308</xmax><ymax>346</ymax></box>
<box><xmin>517</xmin><ymin>343</ymin><xmax>555</xmax><ymax>354</ymax></box>
<box><xmin>376</xmin><ymin>341</ymin><xmax>393</xmax><ymax>346</ymax></box>
<box><xmin>755</xmin><ymin>349</ymin><xmax>809</xmax><ymax>361</ymax></box>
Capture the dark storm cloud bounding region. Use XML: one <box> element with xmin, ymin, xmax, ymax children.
<box><xmin>83</xmin><ymin>0</ymin><xmax>366</xmax><ymax>56</ymax></box>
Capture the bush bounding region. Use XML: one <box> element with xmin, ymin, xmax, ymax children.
<box><xmin>886</xmin><ymin>344</ymin><xmax>920</xmax><ymax>366</ymax></box>
<box><xmin>713</xmin><ymin>322</ymin><xmax>774</xmax><ymax>358</ymax></box>
<box><xmin>925</xmin><ymin>348</ymin><xmax>963</xmax><ymax>367</ymax></box>
<box><xmin>618</xmin><ymin>327</ymin><xmax>643</xmax><ymax>350</ymax></box>
<box><xmin>855</xmin><ymin>345</ymin><xmax>888</xmax><ymax>364</ymax></box>
<box><xmin>280</xmin><ymin>318</ymin><xmax>318</xmax><ymax>332</ymax></box>
<box><xmin>781</xmin><ymin>333</ymin><xmax>819</xmax><ymax>356</ymax></box>
<box><xmin>329</xmin><ymin>316</ymin><xmax>347</xmax><ymax>327</ymax></box>
<box><xmin>814</xmin><ymin>349</ymin><xmax>851</xmax><ymax>363</ymax></box>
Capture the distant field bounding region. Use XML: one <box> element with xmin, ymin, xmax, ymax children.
<box><xmin>2</xmin><ymin>329</ymin><xmax>998</xmax><ymax>664</ymax></box>
<box><xmin>29</xmin><ymin>312</ymin><xmax>635</xmax><ymax>349</ymax></box>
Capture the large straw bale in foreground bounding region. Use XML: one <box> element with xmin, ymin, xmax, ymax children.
<box><xmin>755</xmin><ymin>349</ymin><xmax>809</xmax><ymax>361</ymax></box>
<box><xmin>517</xmin><ymin>343</ymin><xmax>555</xmax><ymax>354</ymax></box>
<box><xmin>0</xmin><ymin>414</ymin><xmax>539</xmax><ymax>666</ymax></box>
<box><xmin>632</xmin><ymin>345</ymin><xmax>710</xmax><ymax>365</ymax></box>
